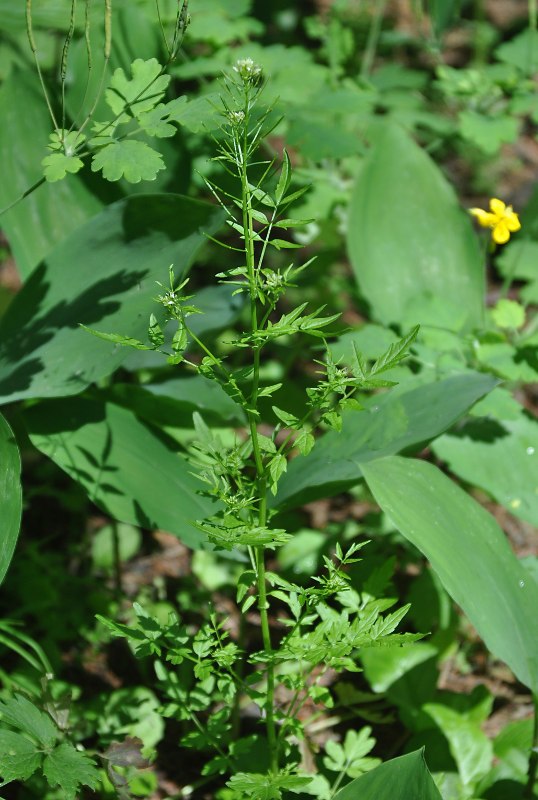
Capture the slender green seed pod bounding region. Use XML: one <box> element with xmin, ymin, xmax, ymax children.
<box><xmin>26</xmin><ymin>0</ymin><xmax>37</xmax><ymax>55</ymax></box>
<box><xmin>60</xmin><ymin>0</ymin><xmax>77</xmax><ymax>83</ymax></box>
<box><xmin>85</xmin><ymin>0</ymin><xmax>92</xmax><ymax>71</ymax></box>
<box><xmin>104</xmin><ymin>0</ymin><xmax>112</xmax><ymax>60</ymax></box>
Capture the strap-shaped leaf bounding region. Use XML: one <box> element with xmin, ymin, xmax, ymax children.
<box><xmin>0</xmin><ymin>413</ymin><xmax>21</xmax><ymax>586</ymax></box>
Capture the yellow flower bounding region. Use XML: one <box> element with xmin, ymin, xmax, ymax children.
<box><xmin>469</xmin><ymin>198</ymin><xmax>521</xmax><ymax>244</ymax></box>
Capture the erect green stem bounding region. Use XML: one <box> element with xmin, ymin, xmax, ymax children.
<box><xmin>524</xmin><ymin>693</ymin><xmax>538</xmax><ymax>797</ymax></box>
<box><xmin>238</xmin><ymin>82</ymin><xmax>278</xmax><ymax>773</ymax></box>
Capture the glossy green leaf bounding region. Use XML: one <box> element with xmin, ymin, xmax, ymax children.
<box><xmin>109</xmin><ymin>375</ymin><xmax>245</xmax><ymax>428</ymax></box>
<box><xmin>333</xmin><ymin>749</ymin><xmax>442</xmax><ymax>800</ymax></box>
<box><xmin>273</xmin><ymin>372</ymin><xmax>497</xmax><ymax>511</ymax></box>
<box><xmin>361</xmin><ymin>456</ymin><xmax>538</xmax><ymax>691</ymax></box>
<box><xmin>0</xmin><ymin>413</ymin><xmax>21</xmax><ymax>586</ymax></box>
<box><xmin>432</xmin><ymin>407</ymin><xmax>538</xmax><ymax>527</ymax></box>
<box><xmin>23</xmin><ymin>397</ymin><xmax>218</xmax><ymax>550</ymax></box>
<box><xmin>0</xmin><ymin>194</ymin><xmax>224</xmax><ymax>405</ymax></box>
<box><xmin>0</xmin><ymin>69</ymin><xmax>102</xmax><ymax>279</ymax></box>
<box><xmin>346</xmin><ymin>124</ymin><xmax>483</xmax><ymax>329</ymax></box>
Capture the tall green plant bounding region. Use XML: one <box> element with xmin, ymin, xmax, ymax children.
<box><xmin>83</xmin><ymin>58</ymin><xmax>428</xmax><ymax>796</ymax></box>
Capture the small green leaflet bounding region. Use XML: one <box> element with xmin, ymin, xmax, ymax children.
<box><xmin>42</xmin><ymin>153</ymin><xmax>84</xmax><ymax>182</ymax></box>
<box><xmin>275</xmin><ymin>150</ymin><xmax>292</xmax><ymax>204</ymax></box>
<box><xmin>272</xmin><ymin>406</ymin><xmax>299</xmax><ymax>427</ymax></box>
<box><xmin>269</xmin><ymin>453</ymin><xmax>287</xmax><ymax>495</ymax></box>
<box><xmin>323</xmin><ymin>727</ymin><xmax>380</xmax><ymax>779</ymax></box>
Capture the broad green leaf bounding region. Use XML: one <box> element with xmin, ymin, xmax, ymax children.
<box><xmin>0</xmin><ymin>730</ymin><xmax>41</xmax><ymax>783</ymax></box>
<box><xmin>105</xmin><ymin>58</ymin><xmax>170</xmax><ymax>118</ymax></box>
<box><xmin>42</xmin><ymin>743</ymin><xmax>99</xmax><ymax>800</ymax></box>
<box><xmin>109</xmin><ymin>375</ymin><xmax>245</xmax><ymax>428</ymax></box>
<box><xmin>0</xmin><ymin>694</ymin><xmax>57</xmax><ymax>747</ymax></box>
<box><xmin>424</xmin><ymin>702</ymin><xmax>493</xmax><ymax>790</ymax></box>
<box><xmin>23</xmin><ymin>397</ymin><xmax>218</xmax><ymax>549</ymax></box>
<box><xmin>0</xmin><ymin>194</ymin><xmax>224</xmax><ymax>405</ymax></box>
<box><xmin>432</xmin><ymin>407</ymin><xmax>538</xmax><ymax>527</ymax></box>
<box><xmin>0</xmin><ymin>69</ymin><xmax>102</xmax><ymax>279</ymax></box>
<box><xmin>273</xmin><ymin>372</ymin><xmax>497</xmax><ymax>511</ymax></box>
<box><xmin>0</xmin><ymin>413</ymin><xmax>21</xmax><ymax>585</ymax></box>
<box><xmin>346</xmin><ymin>124</ymin><xmax>483</xmax><ymax>329</ymax></box>
<box><xmin>361</xmin><ymin>643</ymin><xmax>439</xmax><ymax>716</ymax></box>
<box><xmin>333</xmin><ymin>749</ymin><xmax>442</xmax><ymax>800</ymax></box>
<box><xmin>361</xmin><ymin>456</ymin><xmax>538</xmax><ymax>691</ymax></box>
<box><xmin>91</xmin><ymin>140</ymin><xmax>165</xmax><ymax>183</ymax></box>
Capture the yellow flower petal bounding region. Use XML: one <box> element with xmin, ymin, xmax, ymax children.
<box><xmin>493</xmin><ymin>221</ymin><xmax>510</xmax><ymax>244</ymax></box>
<box><xmin>506</xmin><ymin>212</ymin><xmax>521</xmax><ymax>232</ymax></box>
<box><xmin>490</xmin><ymin>198</ymin><xmax>506</xmax><ymax>215</ymax></box>
<box><xmin>470</xmin><ymin>208</ymin><xmax>497</xmax><ymax>228</ymax></box>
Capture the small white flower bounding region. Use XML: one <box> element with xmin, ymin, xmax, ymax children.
<box><xmin>233</xmin><ymin>58</ymin><xmax>262</xmax><ymax>82</ymax></box>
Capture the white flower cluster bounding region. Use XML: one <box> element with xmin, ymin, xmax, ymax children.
<box><xmin>233</xmin><ymin>58</ymin><xmax>262</xmax><ymax>82</ymax></box>
<box><xmin>228</xmin><ymin>110</ymin><xmax>246</xmax><ymax>125</ymax></box>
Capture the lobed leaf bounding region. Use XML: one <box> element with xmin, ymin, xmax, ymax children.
<box><xmin>41</xmin><ymin>153</ymin><xmax>84</xmax><ymax>182</ymax></box>
<box><xmin>91</xmin><ymin>140</ymin><xmax>165</xmax><ymax>183</ymax></box>
<box><xmin>42</xmin><ymin>743</ymin><xmax>99</xmax><ymax>800</ymax></box>
<box><xmin>105</xmin><ymin>58</ymin><xmax>170</xmax><ymax>118</ymax></box>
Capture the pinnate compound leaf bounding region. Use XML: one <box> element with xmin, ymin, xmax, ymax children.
<box><xmin>324</xmin><ymin>727</ymin><xmax>380</xmax><ymax>778</ymax></box>
<box><xmin>42</xmin><ymin>153</ymin><xmax>84</xmax><ymax>182</ymax></box>
<box><xmin>105</xmin><ymin>58</ymin><xmax>170</xmax><ymax>118</ymax></box>
<box><xmin>42</xmin><ymin>743</ymin><xmax>99</xmax><ymax>800</ymax></box>
<box><xmin>91</xmin><ymin>140</ymin><xmax>165</xmax><ymax>183</ymax></box>
<box><xmin>370</xmin><ymin>325</ymin><xmax>420</xmax><ymax>377</ymax></box>
<box><xmin>0</xmin><ymin>730</ymin><xmax>41</xmax><ymax>783</ymax></box>
<box><xmin>227</xmin><ymin>772</ymin><xmax>311</xmax><ymax>799</ymax></box>
<box><xmin>0</xmin><ymin>695</ymin><xmax>56</xmax><ymax>747</ymax></box>
<box><xmin>79</xmin><ymin>325</ymin><xmax>153</xmax><ymax>350</ymax></box>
